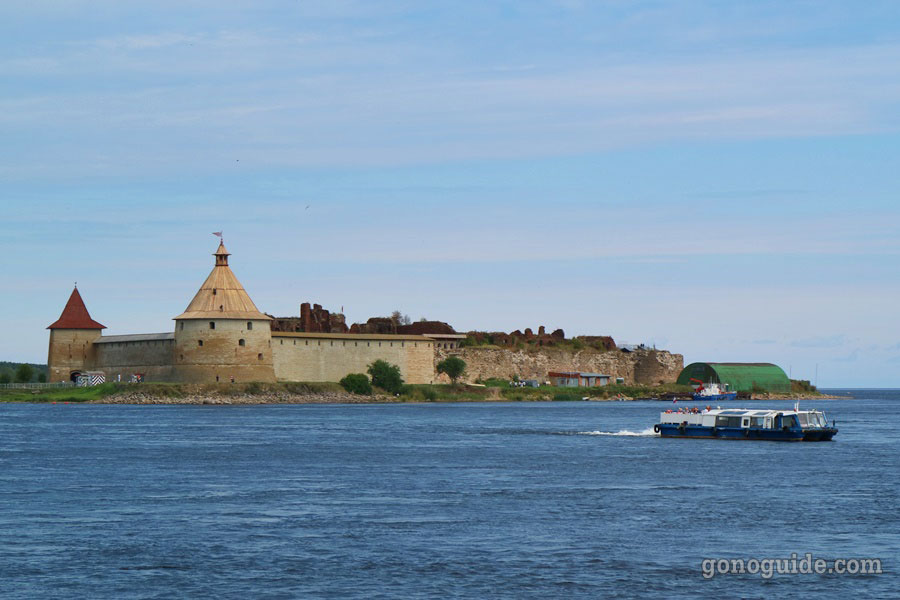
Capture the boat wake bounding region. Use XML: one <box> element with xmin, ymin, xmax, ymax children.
<box><xmin>577</xmin><ymin>427</ymin><xmax>658</xmax><ymax>437</ymax></box>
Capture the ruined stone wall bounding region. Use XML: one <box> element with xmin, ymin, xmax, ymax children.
<box><xmin>434</xmin><ymin>347</ymin><xmax>683</xmax><ymax>385</ymax></box>
<box><xmin>272</xmin><ymin>334</ymin><xmax>435</xmax><ymax>384</ymax></box>
<box><xmin>269</xmin><ymin>303</ymin><xmax>349</xmax><ymax>334</ymax></box>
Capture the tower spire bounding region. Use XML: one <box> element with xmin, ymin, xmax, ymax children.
<box><xmin>214</xmin><ymin>241</ymin><xmax>230</xmax><ymax>266</ymax></box>
<box><xmin>47</xmin><ymin>287</ymin><xmax>106</xmax><ymax>329</ymax></box>
<box><xmin>174</xmin><ymin>240</ymin><xmax>269</xmax><ymax>320</ymax></box>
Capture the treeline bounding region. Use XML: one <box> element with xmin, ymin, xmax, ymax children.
<box><xmin>0</xmin><ymin>362</ymin><xmax>49</xmax><ymax>384</ymax></box>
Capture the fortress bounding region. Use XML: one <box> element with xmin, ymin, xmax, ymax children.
<box><xmin>47</xmin><ymin>242</ymin><xmax>438</xmax><ymax>384</ymax></box>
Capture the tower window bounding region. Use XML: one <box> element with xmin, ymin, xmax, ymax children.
<box><xmin>180</xmin><ymin>322</ymin><xmax>184</xmax><ymax>331</ymax></box>
<box><xmin>247</xmin><ymin>322</ymin><xmax>252</xmax><ymax>330</ymax></box>
<box><xmin>257</xmin><ymin>353</ymin><xmax>263</xmax><ymax>361</ymax></box>
<box><xmin>212</xmin><ymin>288</ymin><xmax>217</xmax><ymax>295</ymax></box>
<box><xmin>198</xmin><ymin>340</ymin><xmax>203</xmax><ymax>347</ymax></box>
<box><xmin>209</xmin><ymin>322</ymin><xmax>215</xmax><ymax>329</ymax></box>
<box><xmin>239</xmin><ymin>339</ymin><xmax>246</xmax><ymax>346</ymax></box>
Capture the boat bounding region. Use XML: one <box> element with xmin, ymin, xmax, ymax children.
<box><xmin>654</xmin><ymin>406</ymin><xmax>838</xmax><ymax>441</ymax></box>
<box><xmin>690</xmin><ymin>378</ymin><xmax>737</xmax><ymax>402</ymax></box>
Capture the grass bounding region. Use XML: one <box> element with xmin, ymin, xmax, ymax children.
<box><xmin>392</xmin><ymin>382</ymin><xmax>695</xmax><ymax>403</ymax></box>
<box><xmin>0</xmin><ymin>381</ymin><xmax>348</xmax><ymax>403</ymax></box>
<box><xmin>0</xmin><ymin>382</ymin><xmax>122</xmax><ymax>403</ymax></box>
<box><xmin>0</xmin><ymin>380</ymin><xmax>701</xmax><ymax>404</ymax></box>
<box><xmin>395</xmin><ymin>383</ymin><xmax>492</xmax><ymax>402</ymax></box>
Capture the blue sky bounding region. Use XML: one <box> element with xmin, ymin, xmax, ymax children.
<box><xmin>2</xmin><ymin>1</ymin><xmax>898</xmax><ymax>386</ymax></box>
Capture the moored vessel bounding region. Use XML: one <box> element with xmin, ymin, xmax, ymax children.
<box><xmin>690</xmin><ymin>379</ymin><xmax>737</xmax><ymax>402</ymax></box>
<box><xmin>654</xmin><ymin>406</ymin><xmax>838</xmax><ymax>441</ymax></box>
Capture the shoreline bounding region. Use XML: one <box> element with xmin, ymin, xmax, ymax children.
<box><xmin>1</xmin><ymin>381</ymin><xmax>847</xmax><ymax>405</ymax></box>
<box><xmin>88</xmin><ymin>392</ymin><xmax>846</xmax><ymax>405</ymax></box>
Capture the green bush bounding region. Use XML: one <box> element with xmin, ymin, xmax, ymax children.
<box><xmin>553</xmin><ymin>391</ymin><xmax>581</xmax><ymax>401</ymax></box>
<box><xmin>421</xmin><ymin>386</ymin><xmax>438</xmax><ymax>401</ymax></box>
<box><xmin>340</xmin><ymin>373</ymin><xmax>373</xmax><ymax>395</ymax></box>
<box><xmin>436</xmin><ymin>356</ymin><xmax>466</xmax><ymax>384</ymax></box>
<box><xmin>367</xmin><ymin>360</ymin><xmax>404</xmax><ymax>394</ymax></box>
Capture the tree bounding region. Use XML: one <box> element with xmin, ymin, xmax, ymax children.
<box><xmin>436</xmin><ymin>356</ymin><xmax>466</xmax><ymax>385</ymax></box>
<box><xmin>0</xmin><ymin>370</ymin><xmax>11</xmax><ymax>384</ymax></box>
<box><xmin>14</xmin><ymin>364</ymin><xmax>34</xmax><ymax>383</ymax></box>
<box><xmin>340</xmin><ymin>373</ymin><xmax>373</xmax><ymax>395</ymax></box>
<box><xmin>391</xmin><ymin>310</ymin><xmax>411</xmax><ymax>326</ymax></box>
<box><xmin>37</xmin><ymin>373</ymin><xmax>47</xmax><ymax>383</ymax></box>
<box><xmin>367</xmin><ymin>359</ymin><xmax>404</xmax><ymax>394</ymax></box>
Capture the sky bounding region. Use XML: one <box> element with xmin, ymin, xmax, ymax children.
<box><xmin>1</xmin><ymin>0</ymin><xmax>898</xmax><ymax>387</ymax></box>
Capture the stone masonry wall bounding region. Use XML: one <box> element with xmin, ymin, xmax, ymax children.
<box><xmin>272</xmin><ymin>334</ymin><xmax>436</xmax><ymax>384</ymax></box>
<box><xmin>94</xmin><ymin>338</ymin><xmax>176</xmax><ymax>382</ymax></box>
<box><xmin>434</xmin><ymin>347</ymin><xmax>683</xmax><ymax>385</ymax></box>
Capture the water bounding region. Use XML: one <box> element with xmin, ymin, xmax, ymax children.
<box><xmin>1</xmin><ymin>391</ymin><xmax>896</xmax><ymax>598</ymax></box>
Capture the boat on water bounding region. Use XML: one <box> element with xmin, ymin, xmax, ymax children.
<box><xmin>690</xmin><ymin>379</ymin><xmax>737</xmax><ymax>402</ymax></box>
<box><xmin>654</xmin><ymin>406</ymin><xmax>838</xmax><ymax>441</ymax></box>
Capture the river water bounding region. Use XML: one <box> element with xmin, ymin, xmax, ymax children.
<box><xmin>1</xmin><ymin>391</ymin><xmax>896</xmax><ymax>598</ymax></box>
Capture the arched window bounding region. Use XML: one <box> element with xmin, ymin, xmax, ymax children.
<box><xmin>198</xmin><ymin>340</ymin><xmax>203</xmax><ymax>347</ymax></box>
<box><xmin>257</xmin><ymin>353</ymin><xmax>263</xmax><ymax>361</ymax></box>
<box><xmin>239</xmin><ymin>339</ymin><xmax>246</xmax><ymax>347</ymax></box>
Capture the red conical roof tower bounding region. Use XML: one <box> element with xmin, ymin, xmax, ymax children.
<box><xmin>47</xmin><ymin>287</ymin><xmax>106</xmax><ymax>330</ymax></box>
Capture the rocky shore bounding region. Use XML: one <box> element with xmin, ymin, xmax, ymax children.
<box><xmin>93</xmin><ymin>390</ymin><xmax>373</xmax><ymax>405</ymax></box>
<box><xmin>748</xmin><ymin>392</ymin><xmax>846</xmax><ymax>400</ymax></box>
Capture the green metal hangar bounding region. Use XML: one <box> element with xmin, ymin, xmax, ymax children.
<box><xmin>676</xmin><ymin>362</ymin><xmax>791</xmax><ymax>394</ymax></box>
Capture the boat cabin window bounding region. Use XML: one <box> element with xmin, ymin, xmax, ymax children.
<box><xmin>741</xmin><ymin>417</ymin><xmax>750</xmax><ymax>428</ymax></box>
<box><xmin>716</xmin><ymin>416</ymin><xmax>742</xmax><ymax>427</ymax></box>
<box><xmin>797</xmin><ymin>413</ymin><xmax>809</xmax><ymax>426</ymax></box>
<box><xmin>781</xmin><ymin>415</ymin><xmax>798</xmax><ymax>428</ymax></box>
<box><xmin>749</xmin><ymin>417</ymin><xmax>765</xmax><ymax>427</ymax></box>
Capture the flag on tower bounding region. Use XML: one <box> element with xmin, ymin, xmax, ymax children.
<box><xmin>212</xmin><ymin>231</ymin><xmax>223</xmax><ymax>238</ymax></box>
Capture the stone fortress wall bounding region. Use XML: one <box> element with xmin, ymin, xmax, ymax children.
<box><xmin>272</xmin><ymin>333</ymin><xmax>436</xmax><ymax>384</ymax></box>
<box><xmin>435</xmin><ymin>346</ymin><xmax>683</xmax><ymax>385</ymax></box>
<box><xmin>46</xmin><ymin>243</ymin><xmax>444</xmax><ymax>385</ymax></box>
<box><xmin>92</xmin><ymin>335</ymin><xmax>177</xmax><ymax>382</ymax></box>
<box><xmin>47</xmin><ymin>242</ymin><xmax>684</xmax><ymax>387</ymax></box>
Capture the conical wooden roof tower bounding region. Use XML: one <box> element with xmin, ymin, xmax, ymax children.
<box><xmin>47</xmin><ymin>287</ymin><xmax>106</xmax><ymax>329</ymax></box>
<box><xmin>174</xmin><ymin>241</ymin><xmax>271</xmax><ymax>320</ymax></box>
